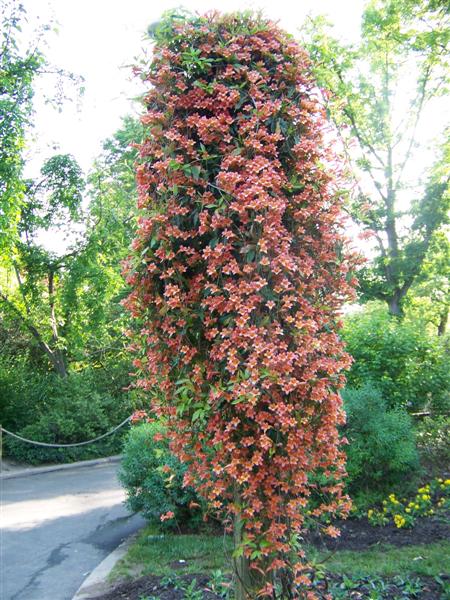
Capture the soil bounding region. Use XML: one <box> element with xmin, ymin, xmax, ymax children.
<box><xmin>307</xmin><ymin>513</ymin><xmax>450</xmax><ymax>551</ymax></box>
<box><xmin>89</xmin><ymin>572</ymin><xmax>448</xmax><ymax>600</ymax></box>
<box><xmin>88</xmin><ymin>573</ymin><xmax>221</xmax><ymax>600</ymax></box>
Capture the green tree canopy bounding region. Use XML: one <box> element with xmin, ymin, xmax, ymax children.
<box><xmin>0</xmin><ymin>0</ymin><xmax>43</xmax><ymax>252</ymax></box>
<box><xmin>301</xmin><ymin>0</ymin><xmax>449</xmax><ymax>316</ymax></box>
<box><xmin>0</xmin><ymin>117</ymin><xmax>141</xmax><ymax>377</ymax></box>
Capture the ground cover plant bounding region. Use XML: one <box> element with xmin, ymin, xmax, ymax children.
<box><xmin>123</xmin><ymin>9</ymin><xmax>358</xmax><ymax>598</ymax></box>
<box><xmin>365</xmin><ymin>477</ymin><xmax>450</xmax><ymax>529</ymax></box>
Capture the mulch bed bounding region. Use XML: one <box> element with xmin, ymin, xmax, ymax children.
<box><xmin>90</xmin><ymin>572</ymin><xmax>448</xmax><ymax>600</ymax></box>
<box><xmin>307</xmin><ymin>513</ymin><xmax>450</xmax><ymax>551</ymax></box>
<box><xmin>89</xmin><ymin>574</ymin><xmax>220</xmax><ymax>600</ymax></box>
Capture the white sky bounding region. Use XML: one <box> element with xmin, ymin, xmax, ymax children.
<box><xmin>23</xmin><ymin>0</ymin><xmax>365</xmax><ymax>178</ymax></box>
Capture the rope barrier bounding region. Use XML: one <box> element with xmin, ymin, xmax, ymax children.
<box><xmin>0</xmin><ymin>415</ymin><xmax>132</xmax><ymax>448</ymax></box>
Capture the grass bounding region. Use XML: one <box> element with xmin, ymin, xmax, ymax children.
<box><xmin>311</xmin><ymin>540</ymin><xmax>450</xmax><ymax>578</ymax></box>
<box><xmin>111</xmin><ymin>526</ymin><xmax>233</xmax><ymax>581</ymax></box>
<box><xmin>111</xmin><ymin>525</ymin><xmax>450</xmax><ymax>583</ymax></box>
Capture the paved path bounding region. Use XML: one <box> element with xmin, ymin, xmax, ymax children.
<box><xmin>1</xmin><ymin>463</ymin><xmax>146</xmax><ymax>600</ymax></box>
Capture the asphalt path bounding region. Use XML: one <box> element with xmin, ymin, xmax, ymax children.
<box><xmin>1</xmin><ymin>463</ymin><xmax>146</xmax><ymax>600</ymax></box>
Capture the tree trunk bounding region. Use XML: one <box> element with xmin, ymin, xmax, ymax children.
<box><xmin>387</xmin><ymin>293</ymin><xmax>404</xmax><ymax>318</ymax></box>
<box><xmin>437</xmin><ymin>306</ymin><xmax>448</xmax><ymax>336</ymax></box>
<box><xmin>48</xmin><ymin>269</ymin><xmax>68</xmax><ymax>378</ymax></box>
<box><xmin>51</xmin><ymin>351</ymin><xmax>68</xmax><ymax>378</ymax></box>
<box><xmin>0</xmin><ymin>290</ymin><xmax>68</xmax><ymax>378</ymax></box>
<box><xmin>234</xmin><ymin>489</ymin><xmax>252</xmax><ymax>600</ymax></box>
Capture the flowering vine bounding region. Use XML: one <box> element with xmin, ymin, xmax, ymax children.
<box><xmin>123</xmin><ymin>11</ymin><xmax>357</xmax><ymax>598</ymax></box>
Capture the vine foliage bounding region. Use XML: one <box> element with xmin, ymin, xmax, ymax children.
<box><xmin>124</xmin><ymin>11</ymin><xmax>357</xmax><ymax>598</ymax></box>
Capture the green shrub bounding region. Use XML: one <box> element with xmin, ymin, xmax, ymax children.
<box><xmin>3</xmin><ymin>368</ymin><xmax>134</xmax><ymax>464</ymax></box>
<box><xmin>342</xmin><ymin>303</ymin><xmax>449</xmax><ymax>413</ymax></box>
<box><xmin>415</xmin><ymin>415</ymin><xmax>450</xmax><ymax>475</ymax></box>
<box><xmin>0</xmin><ymin>357</ymin><xmax>50</xmax><ymax>432</ymax></box>
<box><xmin>342</xmin><ymin>383</ymin><xmax>420</xmax><ymax>507</ymax></box>
<box><xmin>118</xmin><ymin>421</ymin><xmax>203</xmax><ymax>531</ymax></box>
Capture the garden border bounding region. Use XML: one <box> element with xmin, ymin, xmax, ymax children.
<box><xmin>71</xmin><ymin>529</ymin><xmax>140</xmax><ymax>600</ymax></box>
<box><xmin>0</xmin><ymin>454</ymin><xmax>122</xmax><ymax>480</ymax></box>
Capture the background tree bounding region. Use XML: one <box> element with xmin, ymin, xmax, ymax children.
<box><xmin>125</xmin><ymin>11</ymin><xmax>356</xmax><ymax>598</ymax></box>
<box><xmin>0</xmin><ymin>154</ymin><xmax>85</xmax><ymax>377</ymax></box>
<box><xmin>406</xmin><ymin>229</ymin><xmax>450</xmax><ymax>334</ymax></box>
<box><xmin>301</xmin><ymin>0</ymin><xmax>449</xmax><ymax>317</ymax></box>
<box><xmin>0</xmin><ymin>117</ymin><xmax>141</xmax><ymax>377</ymax></box>
<box><xmin>0</xmin><ymin>0</ymin><xmax>43</xmax><ymax>253</ymax></box>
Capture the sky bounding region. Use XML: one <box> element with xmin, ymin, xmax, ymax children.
<box><xmin>23</xmin><ymin>0</ymin><xmax>365</xmax><ymax>178</ymax></box>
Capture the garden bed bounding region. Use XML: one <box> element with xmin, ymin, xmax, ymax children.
<box><xmin>86</xmin><ymin>521</ymin><xmax>450</xmax><ymax>600</ymax></box>
<box><xmin>90</xmin><ymin>571</ymin><xmax>449</xmax><ymax>600</ymax></box>
<box><xmin>308</xmin><ymin>513</ymin><xmax>450</xmax><ymax>551</ymax></box>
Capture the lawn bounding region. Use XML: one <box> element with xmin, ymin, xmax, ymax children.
<box><xmin>112</xmin><ymin>527</ymin><xmax>450</xmax><ymax>580</ymax></box>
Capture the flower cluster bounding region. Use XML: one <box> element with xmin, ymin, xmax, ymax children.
<box><xmin>367</xmin><ymin>478</ymin><xmax>450</xmax><ymax>529</ymax></box>
<box><xmin>124</xmin><ymin>12</ymin><xmax>358</xmax><ymax>598</ymax></box>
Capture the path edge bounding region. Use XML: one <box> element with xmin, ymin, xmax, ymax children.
<box><xmin>72</xmin><ymin>530</ymin><xmax>139</xmax><ymax>600</ymax></box>
<box><xmin>0</xmin><ymin>454</ymin><xmax>122</xmax><ymax>480</ymax></box>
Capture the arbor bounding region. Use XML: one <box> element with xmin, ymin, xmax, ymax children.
<box><xmin>302</xmin><ymin>0</ymin><xmax>450</xmax><ymax>317</ymax></box>
<box><xmin>125</xmin><ymin>12</ymin><xmax>356</xmax><ymax>598</ymax></box>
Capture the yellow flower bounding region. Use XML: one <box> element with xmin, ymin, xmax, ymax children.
<box><xmin>405</xmin><ymin>508</ymin><xmax>411</xmax><ymax>513</ymax></box>
<box><xmin>444</xmin><ymin>479</ymin><xmax>450</xmax><ymax>486</ymax></box>
<box><xmin>415</xmin><ymin>504</ymin><xmax>420</xmax><ymax>510</ymax></box>
<box><xmin>394</xmin><ymin>514</ymin><xmax>406</xmax><ymax>528</ymax></box>
<box><xmin>368</xmin><ymin>509</ymin><xmax>374</xmax><ymax>518</ymax></box>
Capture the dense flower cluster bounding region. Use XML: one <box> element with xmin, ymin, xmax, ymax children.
<box><xmin>367</xmin><ymin>478</ymin><xmax>450</xmax><ymax>529</ymax></box>
<box><xmin>124</xmin><ymin>12</ymin><xmax>357</xmax><ymax>597</ymax></box>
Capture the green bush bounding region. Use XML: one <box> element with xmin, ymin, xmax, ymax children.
<box><xmin>342</xmin><ymin>383</ymin><xmax>420</xmax><ymax>507</ymax></box>
<box><xmin>3</xmin><ymin>368</ymin><xmax>134</xmax><ymax>464</ymax></box>
<box><xmin>342</xmin><ymin>303</ymin><xmax>449</xmax><ymax>413</ymax></box>
<box><xmin>119</xmin><ymin>421</ymin><xmax>203</xmax><ymax>531</ymax></box>
<box><xmin>0</xmin><ymin>357</ymin><xmax>49</xmax><ymax>432</ymax></box>
<box><xmin>415</xmin><ymin>415</ymin><xmax>450</xmax><ymax>475</ymax></box>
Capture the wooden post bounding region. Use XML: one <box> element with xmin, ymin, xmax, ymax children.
<box><xmin>234</xmin><ymin>488</ymin><xmax>251</xmax><ymax>600</ymax></box>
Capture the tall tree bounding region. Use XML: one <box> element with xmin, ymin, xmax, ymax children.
<box><xmin>0</xmin><ymin>0</ymin><xmax>43</xmax><ymax>253</ymax></box>
<box><xmin>0</xmin><ymin>118</ymin><xmax>141</xmax><ymax>377</ymax></box>
<box><xmin>0</xmin><ymin>154</ymin><xmax>85</xmax><ymax>377</ymax></box>
<box><xmin>301</xmin><ymin>0</ymin><xmax>449</xmax><ymax>316</ymax></box>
